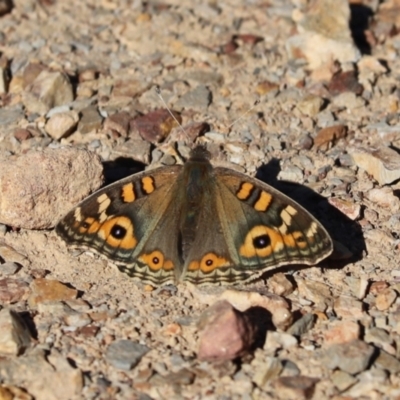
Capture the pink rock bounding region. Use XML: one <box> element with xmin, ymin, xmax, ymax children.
<box><xmin>197</xmin><ymin>301</ymin><xmax>257</xmax><ymax>362</ymax></box>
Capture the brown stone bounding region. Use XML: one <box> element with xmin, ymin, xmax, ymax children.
<box><xmin>297</xmin><ymin>279</ymin><xmax>332</xmax><ymax>309</ymax></box>
<box><xmin>77</xmin><ymin>325</ymin><xmax>99</xmax><ymax>338</ymax></box>
<box><xmin>104</xmin><ymin>111</ymin><xmax>132</xmax><ymax>137</ymax></box>
<box><xmin>314</xmin><ymin>124</ymin><xmax>347</xmax><ymax>150</ymax></box>
<box><xmin>0</xmin><ymin>349</ymin><xmax>83</xmax><ymax>399</ymax></box>
<box><xmin>112</xmin><ymin>79</ymin><xmax>149</xmax><ymax>98</ymax></box>
<box><xmin>22</xmin><ymin>62</ymin><xmax>47</xmax><ymax>88</ymax></box>
<box><xmin>130</xmin><ymin>109</ymin><xmax>182</xmax><ymax>143</ymax></box>
<box><xmin>274</xmin><ymin>376</ymin><xmax>318</xmax><ymax>400</ymax></box>
<box><xmin>369</xmin><ymin>281</ymin><xmax>390</xmax><ymax>295</ymax></box>
<box><xmin>13</xmin><ymin>128</ymin><xmax>32</xmax><ymax>142</ymax></box>
<box><xmin>28</xmin><ymin>278</ymin><xmax>78</xmax><ymax>307</ymax></box>
<box><xmin>255</xmin><ymin>80</ymin><xmax>279</xmax><ymax>95</ymax></box>
<box><xmin>77</xmin><ymin>106</ymin><xmax>103</xmax><ymax>134</ymax></box>
<box><xmin>0</xmin><ymin>148</ymin><xmax>103</xmax><ymax>229</ymax></box>
<box><xmin>328</xmin><ymin>70</ymin><xmax>363</xmax><ymax>95</ymax></box>
<box><xmin>0</xmin><ymin>278</ymin><xmax>29</xmax><ymax>304</ymax></box>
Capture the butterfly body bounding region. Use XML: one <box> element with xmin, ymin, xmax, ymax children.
<box><xmin>56</xmin><ymin>145</ymin><xmax>333</xmax><ymax>286</ymax></box>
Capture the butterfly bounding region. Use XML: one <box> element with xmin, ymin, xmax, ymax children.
<box><xmin>56</xmin><ymin>145</ymin><xmax>333</xmax><ymax>286</ymax></box>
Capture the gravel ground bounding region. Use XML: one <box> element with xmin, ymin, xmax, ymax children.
<box><xmin>1</xmin><ymin>0</ymin><xmax>400</xmax><ymax>399</ymax></box>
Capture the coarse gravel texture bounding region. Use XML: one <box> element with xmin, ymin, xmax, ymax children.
<box><xmin>1</xmin><ymin>0</ymin><xmax>400</xmax><ymax>399</ymax></box>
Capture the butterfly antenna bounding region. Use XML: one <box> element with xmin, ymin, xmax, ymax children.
<box><xmin>226</xmin><ymin>99</ymin><xmax>260</xmax><ymax>129</ymax></box>
<box><xmin>154</xmin><ymin>85</ymin><xmax>187</xmax><ymax>138</ymax></box>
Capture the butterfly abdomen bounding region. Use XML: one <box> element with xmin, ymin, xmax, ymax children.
<box><xmin>178</xmin><ymin>147</ymin><xmax>215</xmax><ymax>261</ymax></box>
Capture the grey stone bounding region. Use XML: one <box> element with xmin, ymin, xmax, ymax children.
<box><xmin>175</xmin><ymin>85</ymin><xmax>212</xmax><ymax>112</ymax></box>
<box><xmin>325</xmin><ymin>340</ymin><xmax>375</xmax><ymax>375</ymax></box>
<box><xmin>281</xmin><ymin>360</ymin><xmax>300</xmax><ymax>377</ymax></box>
<box><xmin>0</xmin><ymin>105</ymin><xmax>24</xmax><ymax>126</ymax></box>
<box><xmin>331</xmin><ymin>370</ymin><xmax>358</xmax><ymax>392</ymax></box>
<box><xmin>375</xmin><ymin>349</ymin><xmax>400</xmax><ymax>373</ymax></box>
<box><xmin>287</xmin><ymin>313</ymin><xmax>315</xmax><ymax>337</ymax></box>
<box><xmin>182</xmin><ymin>70</ymin><xmax>223</xmax><ymax>86</ymax></box>
<box><xmin>365</xmin><ymin>327</ymin><xmax>392</xmax><ymax>349</ymax></box>
<box><xmin>0</xmin><ymin>262</ymin><xmax>20</xmax><ymax>275</ymax></box>
<box><xmin>105</xmin><ymin>339</ymin><xmax>150</xmax><ymax>370</ymax></box>
<box><xmin>77</xmin><ymin>106</ymin><xmax>103</xmax><ymax>134</ymax></box>
<box><xmin>114</xmin><ymin>138</ymin><xmax>152</xmax><ymax>165</ymax></box>
<box><xmin>252</xmin><ymin>356</ymin><xmax>283</xmax><ymax>387</ymax></box>
<box><xmin>0</xmin><ymin>308</ymin><xmax>31</xmax><ymax>355</ymax></box>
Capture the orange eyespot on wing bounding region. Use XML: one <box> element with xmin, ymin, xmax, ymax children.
<box><xmin>240</xmin><ymin>226</ymin><xmax>282</xmax><ymax>258</ymax></box>
<box><xmin>139</xmin><ymin>250</ymin><xmax>174</xmax><ymax>271</ymax></box>
<box><xmin>78</xmin><ymin>217</ymin><xmax>101</xmax><ymax>234</ymax></box>
<box><xmin>240</xmin><ymin>225</ymin><xmax>311</xmax><ymax>259</ymax></box>
<box><xmin>97</xmin><ymin>216</ymin><xmax>137</xmax><ymax>249</ymax></box>
<box><xmin>189</xmin><ymin>253</ymin><xmax>230</xmax><ymax>273</ymax></box>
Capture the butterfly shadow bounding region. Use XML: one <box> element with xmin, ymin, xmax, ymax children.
<box><xmin>244</xmin><ymin>306</ymin><xmax>275</xmax><ymax>351</ymax></box>
<box><xmin>102</xmin><ymin>157</ymin><xmax>147</xmax><ymax>184</ymax></box>
<box><xmin>255</xmin><ymin>157</ymin><xmax>366</xmax><ymax>273</ymax></box>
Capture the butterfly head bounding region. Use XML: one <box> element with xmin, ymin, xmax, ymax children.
<box><xmin>188</xmin><ymin>145</ymin><xmax>211</xmax><ymax>163</ymax></box>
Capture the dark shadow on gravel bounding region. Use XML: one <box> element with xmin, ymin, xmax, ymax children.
<box><xmin>102</xmin><ymin>157</ymin><xmax>146</xmax><ymax>184</ymax></box>
<box><xmin>245</xmin><ymin>306</ymin><xmax>274</xmax><ymax>351</ymax></box>
<box><xmin>20</xmin><ymin>311</ymin><xmax>38</xmax><ymax>341</ymax></box>
<box><xmin>349</xmin><ymin>4</ymin><xmax>373</xmax><ymax>55</ymax></box>
<box><xmin>255</xmin><ymin>157</ymin><xmax>365</xmax><ymax>274</ymax></box>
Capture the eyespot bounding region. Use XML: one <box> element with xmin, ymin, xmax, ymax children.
<box><xmin>139</xmin><ymin>251</ymin><xmax>173</xmax><ymax>271</ymax></box>
<box><xmin>295</xmin><ymin>234</ymin><xmax>306</xmax><ymax>243</ymax></box>
<box><xmin>253</xmin><ymin>234</ymin><xmax>271</xmax><ymax>249</ymax></box>
<box><xmin>152</xmin><ymin>256</ymin><xmax>160</xmax><ymax>264</ymax></box>
<box><xmin>98</xmin><ymin>216</ymin><xmax>137</xmax><ymax>249</ymax></box>
<box><xmin>110</xmin><ymin>224</ymin><xmax>127</xmax><ymax>239</ymax></box>
<box><xmin>79</xmin><ymin>217</ymin><xmax>97</xmax><ymax>233</ymax></box>
<box><xmin>188</xmin><ymin>253</ymin><xmax>229</xmax><ymax>273</ymax></box>
<box><xmin>240</xmin><ymin>226</ymin><xmax>280</xmax><ymax>258</ymax></box>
